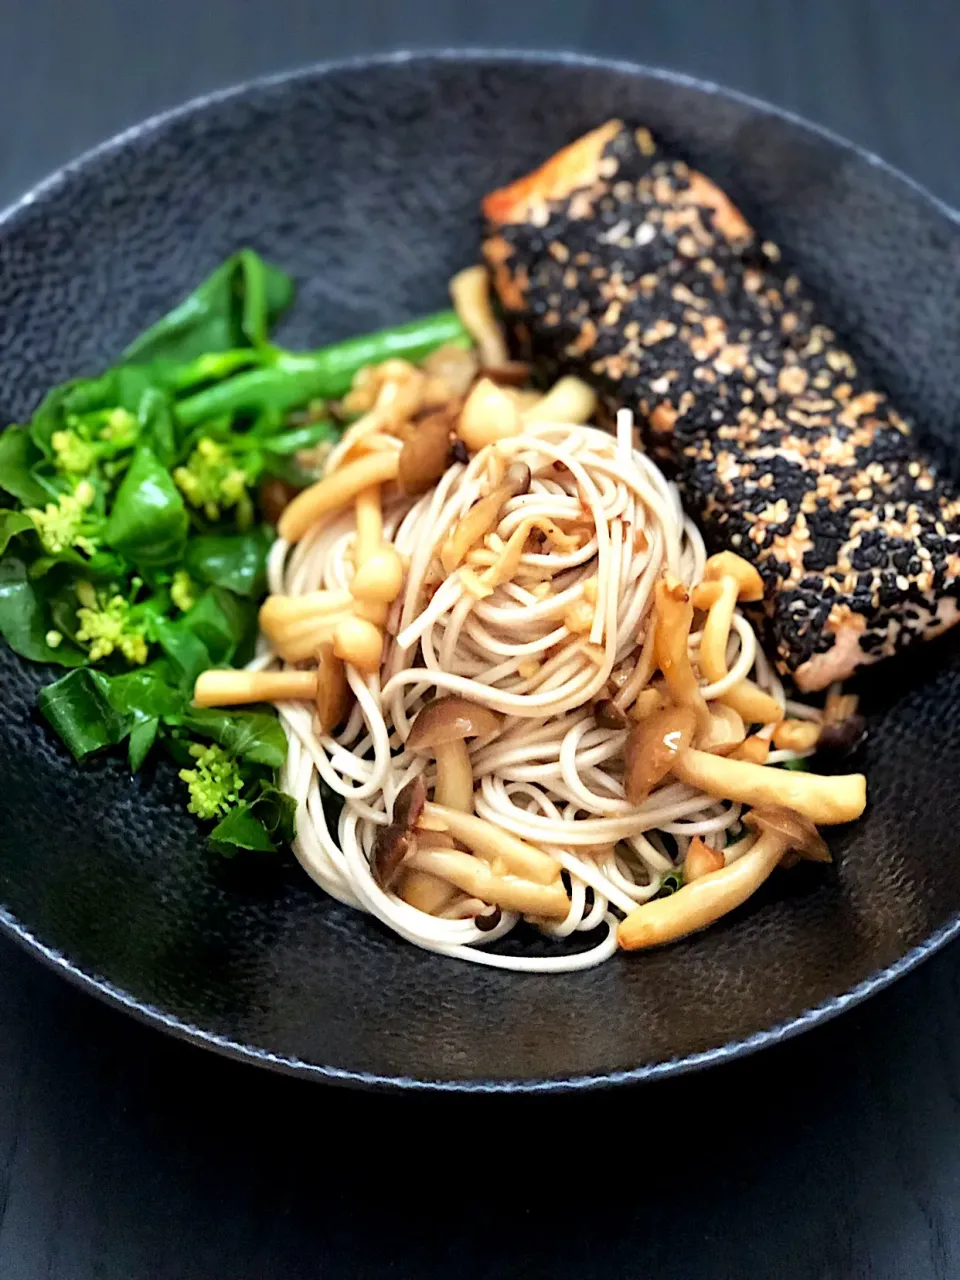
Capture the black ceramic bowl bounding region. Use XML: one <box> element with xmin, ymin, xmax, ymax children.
<box><xmin>3</xmin><ymin>52</ymin><xmax>960</xmax><ymax>1093</ymax></box>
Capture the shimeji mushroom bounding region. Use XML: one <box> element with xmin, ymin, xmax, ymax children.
<box><xmin>404</xmin><ymin>847</ymin><xmax>570</xmax><ymax>919</ymax></box>
<box><xmin>422</xmin><ymin>802</ymin><xmax>562</xmax><ymax>884</ymax></box>
<box><xmin>653</xmin><ymin>574</ymin><xmax>713</xmax><ymax>738</ymax></box>
<box><xmin>193</xmin><ymin>668</ymin><xmax>319</xmax><ymax>707</ymax></box>
<box><xmin>440</xmin><ymin>462</ymin><xmax>532</xmax><ymax>572</ymax></box>
<box><xmin>520</xmin><ymin>376</ymin><xmax>597</xmax><ymax>425</ymax></box>
<box><xmin>623</xmin><ymin>705</ymin><xmax>696</xmax><ymax>806</ymax></box>
<box><xmin>449</xmin><ymin>265</ymin><xmax>509</xmax><ymax>368</ymax></box>
<box><xmin>373</xmin><ymin>779</ymin><xmax>567</xmax><ymax>919</ymax></box>
<box><xmin>372</xmin><ymin>776</ymin><xmax>428</xmax><ymax>889</ymax></box>
<box><xmin>397</xmin><ymin>410</ymin><xmax>455</xmax><ymax>496</ymax></box>
<box><xmin>371</xmin><ymin>777</ymin><xmax>461</xmax><ymax>915</ymax></box>
<box><xmin>772</xmin><ymin>719</ymin><xmax>822</xmax><ymax>752</ymax></box>
<box><xmin>457</xmin><ymin>377</ymin><xmax>522</xmax><ymax>453</ymax></box>
<box><xmin>277</xmin><ymin>451</ymin><xmax>400</xmax><ymax>544</ymax></box>
<box><xmin>683</xmin><ymin>837</ymin><xmax>726</xmax><ymax>882</ymax></box>
<box><xmin>406</xmin><ymin>698</ymin><xmax>502</xmax><ymax>812</ymax></box>
<box><xmin>314</xmin><ymin>642</ymin><xmax>350</xmax><ymax>733</ymax></box>
<box><xmin>670</xmin><ymin>747</ymin><xmax>866</xmax><ymax>825</ymax></box>
<box><xmin>259</xmin><ymin>590</ymin><xmax>356</xmax><ymax>663</ymax></box>
<box><xmin>697</xmin><ymin>703</ymin><xmax>746</xmax><ymax>755</ymax></box>
<box><xmin>618</xmin><ymin>805</ymin><xmax>830</xmax><ymax>950</ymax></box>
<box><xmin>691</xmin><ymin>552</ymin><xmax>783</xmax><ymax>727</ymax></box>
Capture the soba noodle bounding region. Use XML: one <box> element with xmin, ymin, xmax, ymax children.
<box><xmin>263</xmin><ymin>409</ymin><xmax>798</xmax><ymax>972</ymax></box>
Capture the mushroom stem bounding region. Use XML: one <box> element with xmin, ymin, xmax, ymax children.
<box><xmin>408</xmin><ymin>849</ymin><xmax>569</xmax><ymax>919</ymax></box>
<box><xmin>720</xmin><ymin>679</ymin><xmax>784</xmax><ymax>727</ymax></box>
<box><xmin>259</xmin><ymin>605</ymin><xmax>353</xmax><ymax>663</ymax></box>
<box><xmin>193</xmin><ymin>668</ymin><xmax>317</xmax><ymax>707</ymax></box>
<box><xmin>521</xmin><ymin>376</ymin><xmax>597</xmax><ymax>425</ymax></box>
<box><xmin>423</xmin><ymin>803</ymin><xmax>561</xmax><ymax>884</ymax></box>
<box><xmin>450</xmin><ymin>265</ymin><xmax>508</xmax><ymax>368</ymax></box>
<box><xmin>277</xmin><ymin>451</ymin><xmax>400</xmax><ymax>544</ymax></box>
<box><xmin>355</xmin><ymin>485</ymin><xmax>382</xmax><ymax>566</ymax></box>
<box><xmin>397</xmin><ymin>867</ymin><xmax>461</xmax><ymax>915</ymax></box>
<box><xmin>618</xmin><ymin>828</ymin><xmax>787</xmax><ymax>950</ymax></box>
<box><xmin>696</xmin><ymin>575</ymin><xmax>738</xmax><ymax>684</ymax></box>
<box><xmin>434</xmin><ymin>739</ymin><xmax>476</xmax><ymax>812</ymax></box>
<box><xmin>440</xmin><ymin>462</ymin><xmax>533</xmax><ymax>573</ymax></box>
<box><xmin>653</xmin><ymin>575</ymin><xmax>712</xmax><ymax>737</ymax></box>
<box><xmin>671</xmin><ymin>748</ymin><xmax>866</xmax><ymax>824</ymax></box>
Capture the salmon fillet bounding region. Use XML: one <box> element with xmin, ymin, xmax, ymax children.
<box><xmin>482</xmin><ymin>120</ymin><xmax>960</xmax><ymax>691</ymax></box>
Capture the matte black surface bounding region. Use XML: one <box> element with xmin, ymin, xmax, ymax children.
<box><xmin>5</xmin><ymin>53</ymin><xmax>960</xmax><ymax>1092</ymax></box>
<box><xmin>3</xmin><ymin>3</ymin><xmax>960</xmax><ymax>1277</ymax></box>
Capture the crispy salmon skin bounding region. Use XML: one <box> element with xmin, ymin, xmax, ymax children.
<box><xmin>482</xmin><ymin>121</ymin><xmax>960</xmax><ymax>691</ymax></box>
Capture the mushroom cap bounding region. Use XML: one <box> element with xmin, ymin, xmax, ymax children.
<box><xmin>407</xmin><ymin>697</ymin><xmax>502</xmax><ymax>751</ymax></box>
<box><xmin>744</xmin><ymin>804</ymin><xmax>831</xmax><ymax>863</ymax></box>
<box><xmin>623</xmin><ymin>705</ymin><xmax>697</xmax><ymax>806</ymax></box>
<box><xmin>393</xmin><ymin>775</ymin><xmax>426</xmax><ymax>829</ymax></box>
<box><xmin>372</xmin><ymin>824</ymin><xmax>414</xmax><ymax>888</ymax></box>
<box><xmin>502</xmin><ymin>461</ymin><xmax>532</xmax><ymax>496</ymax></box>
<box><xmin>698</xmin><ymin>704</ymin><xmax>746</xmax><ymax>755</ymax></box>
<box><xmin>594</xmin><ymin>698</ymin><xmax>628</xmax><ymax>729</ymax></box>
<box><xmin>702</xmin><ymin>550</ymin><xmax>764</xmax><ymax>602</ymax></box>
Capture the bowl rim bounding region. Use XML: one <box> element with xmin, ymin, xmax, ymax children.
<box><xmin>2</xmin><ymin>48</ymin><xmax>959</xmax><ymax>1094</ymax></box>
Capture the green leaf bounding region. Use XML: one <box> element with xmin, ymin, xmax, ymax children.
<box><xmin>183</xmin><ymin>528</ymin><xmax>272</xmax><ymax>598</ymax></box>
<box><xmin>136</xmin><ymin>386</ymin><xmax>178</xmax><ymax>468</ymax></box>
<box><xmin>122</xmin><ymin>250</ymin><xmax>294</xmax><ymax>365</ymax></box>
<box><xmin>208</xmin><ymin>782</ymin><xmax>296</xmax><ymax>854</ymax></box>
<box><xmin>0</xmin><ymin>427</ymin><xmax>48</xmax><ymax>506</ymax></box>
<box><xmin>182</xmin><ymin>587</ymin><xmax>256</xmax><ymax>666</ymax></box>
<box><xmin>37</xmin><ymin>661</ymin><xmax>187</xmax><ymax>764</ymax></box>
<box><xmin>28</xmin><ymin>547</ymin><xmax>130</xmax><ymax>581</ymax></box>
<box><xmin>209</xmin><ymin>802</ymin><xmax>278</xmax><ymax>853</ymax></box>
<box><xmin>0</xmin><ymin>556</ymin><xmax>87</xmax><ymax>666</ymax></box>
<box><xmin>149</xmin><ymin>613</ymin><xmax>212</xmax><ymax>688</ymax></box>
<box><xmin>0</xmin><ymin>510</ymin><xmax>35</xmax><ymax>555</ymax></box>
<box><xmin>105</xmin><ymin>662</ymin><xmax>186</xmax><ymax>722</ymax></box>
<box><xmin>104</xmin><ymin>445</ymin><xmax>188</xmax><ymax>568</ymax></box>
<box><xmin>128</xmin><ymin>717</ymin><xmax>159</xmax><ymax>771</ymax></box>
<box><xmin>37</xmin><ymin>668</ymin><xmax>132</xmax><ymax>760</ymax></box>
<box><xmin>149</xmin><ymin>586</ymin><xmax>255</xmax><ymax>691</ymax></box>
<box><xmin>254</xmin><ymin>781</ymin><xmax>296</xmax><ymax>844</ymax></box>
<box><xmin>182</xmin><ymin>706</ymin><xmax>287</xmax><ymax>768</ymax></box>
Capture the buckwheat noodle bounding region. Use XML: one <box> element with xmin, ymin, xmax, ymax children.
<box><xmin>265</xmin><ymin>410</ymin><xmax>795</xmax><ymax>971</ymax></box>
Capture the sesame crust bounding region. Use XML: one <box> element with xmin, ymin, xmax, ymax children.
<box><xmin>483</xmin><ymin>123</ymin><xmax>960</xmax><ymax>690</ymax></box>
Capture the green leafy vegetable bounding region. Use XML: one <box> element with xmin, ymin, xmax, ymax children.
<box><xmin>0</xmin><ymin>248</ymin><xmax>471</xmax><ymax>853</ymax></box>
<box><xmin>26</xmin><ymin>480</ymin><xmax>100</xmax><ymax>556</ymax></box>
<box><xmin>178</xmin><ymin>741</ymin><xmax>243</xmax><ymax>819</ymax></box>
<box><xmin>37</xmin><ymin>667</ymin><xmax>135</xmax><ymax>761</ymax></box>
<box><xmin>104</xmin><ymin>446</ymin><xmax>189</xmax><ymax>568</ymax></box>
<box><xmin>74</xmin><ymin>583</ymin><xmax>149</xmax><ymax>664</ymax></box>
<box><xmin>128</xmin><ymin>718</ymin><xmax>159</xmax><ymax>771</ymax></box>
<box><xmin>0</xmin><ymin>427</ymin><xmax>49</xmax><ymax>506</ymax></box>
<box><xmin>209</xmin><ymin>783</ymin><xmax>296</xmax><ymax>855</ymax></box>
<box><xmin>0</xmin><ymin>556</ymin><xmax>87</xmax><ymax>665</ymax></box>
<box><xmin>657</xmin><ymin>871</ymin><xmax>684</xmax><ymax>898</ymax></box>
<box><xmin>182</xmin><ymin>706</ymin><xmax>288</xmax><ymax>768</ymax></box>
<box><xmin>183</xmin><ymin>528</ymin><xmax>271</xmax><ymax>597</ymax></box>
<box><xmin>122</xmin><ymin>249</ymin><xmax>294</xmax><ymax>365</ymax></box>
<box><xmin>0</xmin><ymin>510</ymin><xmax>35</xmax><ymax>556</ymax></box>
<box><xmin>173</xmin><ymin>436</ymin><xmax>255</xmax><ymax>526</ymax></box>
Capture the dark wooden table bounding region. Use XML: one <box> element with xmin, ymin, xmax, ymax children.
<box><xmin>2</xmin><ymin>2</ymin><xmax>960</xmax><ymax>1276</ymax></box>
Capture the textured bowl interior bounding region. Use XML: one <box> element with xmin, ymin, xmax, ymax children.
<box><xmin>3</xmin><ymin>53</ymin><xmax>960</xmax><ymax>1091</ymax></box>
